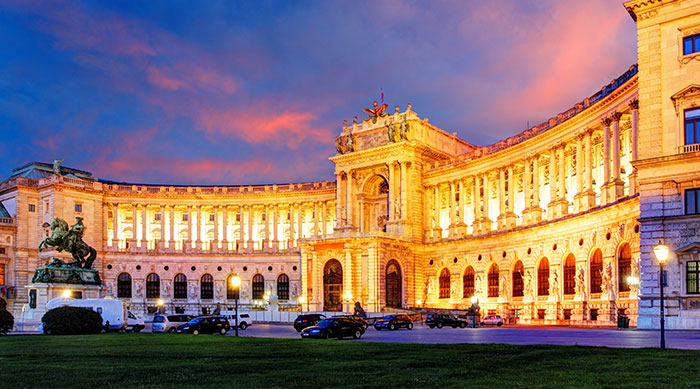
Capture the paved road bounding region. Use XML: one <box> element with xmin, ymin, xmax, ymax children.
<box><xmin>225</xmin><ymin>323</ymin><xmax>700</xmax><ymax>349</ymax></box>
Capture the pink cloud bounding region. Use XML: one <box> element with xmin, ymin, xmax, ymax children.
<box><xmin>146</xmin><ymin>65</ymin><xmax>186</xmax><ymax>91</ymax></box>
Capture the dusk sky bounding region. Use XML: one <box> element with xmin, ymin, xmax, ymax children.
<box><xmin>0</xmin><ymin>0</ymin><xmax>637</xmax><ymax>185</ymax></box>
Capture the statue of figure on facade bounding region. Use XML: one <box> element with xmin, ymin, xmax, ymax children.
<box><xmin>500</xmin><ymin>274</ymin><xmax>508</xmax><ymax>298</ymax></box>
<box><xmin>163</xmin><ymin>281</ymin><xmax>171</xmax><ymax>297</ymax></box>
<box><xmin>524</xmin><ymin>270</ymin><xmax>533</xmax><ymax>299</ymax></box>
<box><xmin>340</xmin><ymin>206</ymin><xmax>347</xmax><ymax>223</ymax></box>
<box><xmin>426</xmin><ymin>277</ymin><xmax>434</xmax><ymax>297</ymax></box>
<box><xmin>52</xmin><ymin>158</ymin><xmax>64</xmax><ymax>175</ymax></box>
<box><xmin>291</xmin><ymin>282</ymin><xmax>299</xmax><ymax>298</ymax></box>
<box><xmin>600</xmin><ymin>263</ymin><xmax>613</xmax><ymax>298</ymax></box>
<box><xmin>549</xmin><ymin>270</ymin><xmax>559</xmax><ymax>297</ymax></box>
<box><xmin>475</xmin><ymin>274</ymin><xmax>482</xmax><ymax>296</ymax></box>
<box><xmin>451</xmin><ymin>277</ymin><xmax>459</xmax><ymax>298</ymax></box>
<box><xmin>105</xmin><ymin>282</ymin><xmax>113</xmax><ymax>296</ymax></box>
<box><xmin>363</xmin><ymin>100</ymin><xmax>388</xmax><ymax>123</ymax></box>
<box><xmin>38</xmin><ymin>217</ymin><xmax>97</xmax><ymax>269</ymax></box>
<box><xmin>335</xmin><ymin>136</ymin><xmax>346</xmax><ymax>154</ymax></box>
<box><xmin>215</xmin><ymin>282</ymin><xmax>223</xmax><ymax>299</ymax></box>
<box><xmin>399</xmin><ymin>119</ymin><xmax>410</xmax><ymax>140</ymax></box>
<box><xmin>575</xmin><ymin>266</ymin><xmax>585</xmax><ymax>298</ymax></box>
<box><xmin>346</xmin><ymin>132</ymin><xmax>356</xmax><ymax>152</ymax></box>
<box><xmin>135</xmin><ymin>282</ymin><xmax>143</xmax><ymax>297</ymax></box>
<box><xmin>394</xmin><ymin>198</ymin><xmax>401</xmax><ymax>220</ymax></box>
<box><xmin>189</xmin><ymin>283</ymin><xmax>198</xmax><ymax>299</ymax></box>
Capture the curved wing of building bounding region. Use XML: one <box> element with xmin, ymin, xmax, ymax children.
<box><xmin>1</xmin><ymin>0</ymin><xmax>699</xmax><ymax>329</ymax></box>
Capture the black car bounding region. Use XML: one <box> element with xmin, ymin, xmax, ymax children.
<box><xmin>342</xmin><ymin>314</ymin><xmax>369</xmax><ymax>330</ymax></box>
<box><xmin>373</xmin><ymin>314</ymin><xmax>413</xmax><ymax>331</ymax></box>
<box><xmin>300</xmin><ymin>317</ymin><xmax>364</xmax><ymax>340</ymax></box>
<box><xmin>176</xmin><ymin>316</ymin><xmax>230</xmax><ymax>334</ymax></box>
<box><xmin>294</xmin><ymin>314</ymin><xmax>326</xmax><ymax>332</ymax></box>
<box><xmin>425</xmin><ymin>314</ymin><xmax>468</xmax><ymax>328</ymax></box>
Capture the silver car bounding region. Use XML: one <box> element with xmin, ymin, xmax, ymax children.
<box><xmin>152</xmin><ymin>314</ymin><xmax>194</xmax><ymax>333</ymax></box>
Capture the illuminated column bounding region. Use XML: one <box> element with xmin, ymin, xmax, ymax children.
<box><xmin>531</xmin><ymin>155</ymin><xmax>542</xmax><ymax>222</ymax></box>
<box><xmin>449</xmin><ymin>180</ymin><xmax>456</xmax><ymax>237</ymax></box>
<box><xmin>159</xmin><ymin>205</ymin><xmax>165</xmax><ymax>250</ymax></box>
<box><xmin>186</xmin><ymin>206</ymin><xmax>192</xmax><ymax>250</ymax></box>
<box><xmin>523</xmin><ymin>159</ymin><xmax>531</xmax><ymax>217</ymax></box>
<box><xmin>629</xmin><ymin>99</ymin><xmax>639</xmax><ymax>193</ymax></box>
<box><xmin>581</xmin><ymin>129</ymin><xmax>596</xmax><ymax>209</ymax></box>
<box><xmin>610</xmin><ymin>111</ymin><xmax>624</xmax><ymax>201</ymax></box>
<box><xmin>212</xmin><ymin>206</ymin><xmax>219</xmax><ymax>252</ymax></box>
<box><xmin>288</xmin><ymin>204</ymin><xmax>295</xmax><ymax>249</ymax></box>
<box><xmin>313</xmin><ymin>201</ymin><xmax>319</xmax><ymax>238</ymax></box>
<box><xmin>112</xmin><ymin>203</ymin><xmax>119</xmax><ymax>250</ymax></box>
<box><xmin>238</xmin><ymin>205</ymin><xmax>245</xmax><ymax>251</ymax></box>
<box><xmin>130</xmin><ymin>204</ymin><xmax>138</xmax><ymax>252</ymax></box>
<box><xmin>263</xmin><ymin>204</ymin><xmax>270</xmax><ymax>251</ymax></box>
<box><xmin>297</xmin><ymin>203</ymin><xmax>303</xmax><ymax>245</ymax></box>
<box><xmin>222</xmin><ymin>206</ymin><xmax>229</xmax><ymax>252</ymax></box>
<box><xmin>424</xmin><ymin>185</ymin><xmax>432</xmax><ymax>240</ymax></box>
<box><xmin>400</xmin><ymin>161</ymin><xmax>408</xmax><ymax>221</ymax></box>
<box><xmin>168</xmin><ymin>206</ymin><xmax>175</xmax><ymax>252</ymax></box>
<box><xmin>498</xmin><ymin>168</ymin><xmax>506</xmax><ymax>229</ymax></box>
<box><xmin>456</xmin><ymin>179</ymin><xmax>466</xmax><ymax>236</ymax></box>
<box><xmin>548</xmin><ymin>148</ymin><xmax>557</xmax><ymax>218</ymax></box>
<box><xmin>272</xmin><ymin>204</ymin><xmax>279</xmax><ymax>251</ymax></box>
<box><xmin>247</xmin><ymin>205</ymin><xmax>254</xmax><ymax>251</ymax></box>
<box><xmin>195</xmin><ymin>205</ymin><xmax>202</xmax><ymax>251</ymax></box>
<box><xmin>321</xmin><ymin>201</ymin><xmax>327</xmax><ymax>237</ymax></box>
<box><xmin>575</xmin><ymin>133</ymin><xmax>584</xmax><ymax>211</ymax></box>
<box><xmin>506</xmin><ymin>164</ymin><xmax>516</xmax><ymax>227</ymax></box>
<box><xmin>433</xmin><ymin>184</ymin><xmax>441</xmax><ymax>237</ymax></box>
<box><xmin>141</xmin><ymin>205</ymin><xmax>147</xmax><ymax>251</ymax></box>
<box><xmin>601</xmin><ymin>116</ymin><xmax>612</xmax><ymax>204</ymax></box>
<box><xmin>473</xmin><ymin>176</ymin><xmax>481</xmax><ymax>233</ymax></box>
<box><xmin>346</xmin><ymin>173</ymin><xmax>354</xmax><ymax>228</ymax></box>
<box><xmin>388</xmin><ymin>163</ymin><xmax>395</xmax><ymax>224</ymax></box>
<box><xmin>102</xmin><ymin>204</ymin><xmax>109</xmax><ymax>251</ymax></box>
<box><xmin>335</xmin><ymin>172</ymin><xmax>342</xmax><ymax>229</ymax></box>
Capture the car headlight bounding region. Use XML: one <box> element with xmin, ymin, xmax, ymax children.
<box><xmin>310</xmin><ymin>329</ymin><xmax>320</xmax><ymax>334</ymax></box>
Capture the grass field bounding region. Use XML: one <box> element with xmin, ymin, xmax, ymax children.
<box><xmin>0</xmin><ymin>334</ymin><xmax>698</xmax><ymax>388</ymax></box>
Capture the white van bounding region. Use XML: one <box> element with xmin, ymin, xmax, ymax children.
<box><xmin>45</xmin><ymin>297</ymin><xmax>145</xmax><ymax>332</ymax></box>
<box><xmin>221</xmin><ymin>312</ymin><xmax>253</xmax><ymax>330</ymax></box>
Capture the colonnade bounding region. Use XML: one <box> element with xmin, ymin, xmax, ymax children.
<box><xmin>425</xmin><ymin>100</ymin><xmax>639</xmax><ymax>240</ymax></box>
<box><xmin>105</xmin><ymin>200</ymin><xmax>334</xmax><ymax>254</ymax></box>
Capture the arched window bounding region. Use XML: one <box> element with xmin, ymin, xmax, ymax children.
<box><xmin>0</xmin><ymin>263</ymin><xmax>4</xmax><ymax>286</ymax></box>
<box><xmin>590</xmin><ymin>249</ymin><xmax>603</xmax><ymax>294</ymax></box>
<box><xmin>538</xmin><ymin>258</ymin><xmax>549</xmax><ymax>296</ymax></box>
<box><xmin>146</xmin><ymin>273</ymin><xmax>160</xmax><ymax>299</ymax></box>
<box><xmin>564</xmin><ymin>254</ymin><xmax>576</xmax><ymax>295</ymax></box>
<box><xmin>439</xmin><ymin>268</ymin><xmax>450</xmax><ymax>299</ymax></box>
<box><xmin>512</xmin><ymin>261</ymin><xmax>524</xmax><ymax>297</ymax></box>
<box><xmin>174</xmin><ymin>273</ymin><xmax>187</xmax><ymax>299</ymax></box>
<box><xmin>463</xmin><ymin>266</ymin><xmax>475</xmax><ymax>298</ymax></box>
<box><xmin>252</xmin><ymin>274</ymin><xmax>265</xmax><ymax>300</ymax></box>
<box><xmin>227</xmin><ymin>275</ymin><xmax>239</xmax><ymax>300</ymax></box>
<box><xmin>117</xmin><ymin>273</ymin><xmax>132</xmax><ymax>298</ymax></box>
<box><xmin>200</xmin><ymin>274</ymin><xmax>214</xmax><ymax>300</ymax></box>
<box><xmin>277</xmin><ymin>274</ymin><xmax>290</xmax><ymax>300</ymax></box>
<box><xmin>618</xmin><ymin>244</ymin><xmax>632</xmax><ymax>292</ymax></box>
<box><xmin>488</xmin><ymin>264</ymin><xmax>499</xmax><ymax>298</ymax></box>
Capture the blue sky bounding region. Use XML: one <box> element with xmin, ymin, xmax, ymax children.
<box><xmin>0</xmin><ymin>0</ymin><xmax>637</xmax><ymax>185</ymax></box>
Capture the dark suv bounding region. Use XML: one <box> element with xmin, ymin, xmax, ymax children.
<box><xmin>176</xmin><ymin>316</ymin><xmax>230</xmax><ymax>334</ymax></box>
<box><xmin>300</xmin><ymin>317</ymin><xmax>364</xmax><ymax>339</ymax></box>
<box><xmin>373</xmin><ymin>314</ymin><xmax>413</xmax><ymax>331</ymax></box>
<box><xmin>425</xmin><ymin>314</ymin><xmax>468</xmax><ymax>328</ymax></box>
<box><xmin>293</xmin><ymin>314</ymin><xmax>327</xmax><ymax>332</ymax></box>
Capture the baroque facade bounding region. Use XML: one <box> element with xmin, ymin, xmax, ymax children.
<box><xmin>0</xmin><ymin>0</ymin><xmax>699</xmax><ymax>328</ymax></box>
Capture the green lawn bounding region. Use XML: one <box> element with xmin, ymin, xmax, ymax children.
<box><xmin>0</xmin><ymin>334</ymin><xmax>698</xmax><ymax>388</ymax></box>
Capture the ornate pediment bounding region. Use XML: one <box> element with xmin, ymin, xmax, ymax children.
<box><xmin>677</xmin><ymin>242</ymin><xmax>700</xmax><ymax>254</ymax></box>
<box><xmin>671</xmin><ymin>84</ymin><xmax>700</xmax><ymax>113</ymax></box>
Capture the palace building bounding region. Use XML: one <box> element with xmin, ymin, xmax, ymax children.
<box><xmin>1</xmin><ymin>0</ymin><xmax>700</xmax><ymax>329</ymax></box>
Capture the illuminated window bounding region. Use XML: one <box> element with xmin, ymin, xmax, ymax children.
<box><xmin>686</xmin><ymin>188</ymin><xmax>700</xmax><ymax>215</ymax></box>
<box><xmin>146</xmin><ymin>273</ymin><xmax>160</xmax><ymax>299</ymax></box>
<box><xmin>28</xmin><ymin>204</ymin><xmax>35</xmax><ymax>212</ymax></box>
<box><xmin>277</xmin><ymin>274</ymin><xmax>289</xmax><ymax>300</ymax></box>
<box><xmin>618</xmin><ymin>244</ymin><xmax>632</xmax><ymax>292</ymax></box>
<box><xmin>684</xmin><ymin>34</ymin><xmax>700</xmax><ymax>55</ymax></box>
<box><xmin>252</xmin><ymin>274</ymin><xmax>265</xmax><ymax>299</ymax></box>
<box><xmin>439</xmin><ymin>268</ymin><xmax>450</xmax><ymax>299</ymax></box>
<box><xmin>200</xmin><ymin>274</ymin><xmax>213</xmax><ymax>300</ymax></box>
<box><xmin>538</xmin><ymin>258</ymin><xmax>549</xmax><ymax>296</ymax></box>
<box><xmin>590</xmin><ymin>250</ymin><xmax>603</xmax><ymax>294</ymax></box>
<box><xmin>512</xmin><ymin>261</ymin><xmax>524</xmax><ymax>297</ymax></box>
<box><xmin>564</xmin><ymin>255</ymin><xmax>576</xmax><ymax>295</ymax></box>
<box><xmin>685</xmin><ymin>108</ymin><xmax>700</xmax><ymax>145</ymax></box>
<box><xmin>117</xmin><ymin>273</ymin><xmax>132</xmax><ymax>298</ymax></box>
<box><xmin>488</xmin><ymin>264</ymin><xmax>499</xmax><ymax>298</ymax></box>
<box><xmin>174</xmin><ymin>273</ymin><xmax>187</xmax><ymax>299</ymax></box>
<box><xmin>462</xmin><ymin>266</ymin><xmax>475</xmax><ymax>298</ymax></box>
<box><xmin>0</xmin><ymin>263</ymin><xmax>5</xmax><ymax>285</ymax></box>
<box><xmin>687</xmin><ymin>261</ymin><xmax>700</xmax><ymax>294</ymax></box>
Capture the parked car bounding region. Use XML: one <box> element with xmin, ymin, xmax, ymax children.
<box><xmin>176</xmin><ymin>316</ymin><xmax>230</xmax><ymax>334</ymax></box>
<box><xmin>425</xmin><ymin>314</ymin><xmax>468</xmax><ymax>329</ymax></box>
<box><xmin>373</xmin><ymin>314</ymin><xmax>413</xmax><ymax>331</ymax></box>
<box><xmin>45</xmin><ymin>297</ymin><xmax>144</xmax><ymax>332</ymax></box>
<box><xmin>480</xmin><ymin>315</ymin><xmax>504</xmax><ymax>326</ymax></box>
<box><xmin>300</xmin><ymin>317</ymin><xmax>364</xmax><ymax>339</ymax></box>
<box><xmin>221</xmin><ymin>312</ymin><xmax>253</xmax><ymax>330</ymax></box>
<box><xmin>152</xmin><ymin>314</ymin><xmax>194</xmax><ymax>333</ymax></box>
<box><xmin>293</xmin><ymin>314</ymin><xmax>326</xmax><ymax>332</ymax></box>
<box><xmin>342</xmin><ymin>314</ymin><xmax>369</xmax><ymax>330</ymax></box>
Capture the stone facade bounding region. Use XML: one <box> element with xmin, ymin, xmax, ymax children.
<box><xmin>0</xmin><ymin>1</ymin><xmax>698</xmax><ymax>328</ymax></box>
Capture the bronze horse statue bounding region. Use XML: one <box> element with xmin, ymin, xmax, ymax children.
<box><xmin>39</xmin><ymin>217</ymin><xmax>97</xmax><ymax>269</ymax></box>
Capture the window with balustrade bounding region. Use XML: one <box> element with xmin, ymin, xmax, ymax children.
<box><xmin>685</xmin><ymin>108</ymin><xmax>700</xmax><ymax>145</ymax></box>
<box><xmin>687</xmin><ymin>261</ymin><xmax>700</xmax><ymax>294</ymax></box>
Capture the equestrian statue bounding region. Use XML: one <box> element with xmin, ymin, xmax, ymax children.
<box><xmin>39</xmin><ymin>217</ymin><xmax>97</xmax><ymax>270</ymax></box>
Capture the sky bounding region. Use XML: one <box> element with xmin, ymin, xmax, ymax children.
<box><xmin>0</xmin><ymin>0</ymin><xmax>637</xmax><ymax>185</ymax></box>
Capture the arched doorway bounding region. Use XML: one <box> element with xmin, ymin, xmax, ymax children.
<box><xmin>362</xmin><ymin>175</ymin><xmax>389</xmax><ymax>233</ymax></box>
<box><xmin>323</xmin><ymin>259</ymin><xmax>343</xmax><ymax>311</ymax></box>
<box><xmin>385</xmin><ymin>260</ymin><xmax>402</xmax><ymax>308</ymax></box>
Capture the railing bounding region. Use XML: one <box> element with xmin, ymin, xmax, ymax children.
<box><xmin>0</xmin><ymin>217</ymin><xmax>14</xmax><ymax>225</ymax></box>
<box><xmin>681</xmin><ymin>143</ymin><xmax>700</xmax><ymax>153</ymax></box>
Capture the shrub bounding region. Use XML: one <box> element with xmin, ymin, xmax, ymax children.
<box><xmin>41</xmin><ymin>306</ymin><xmax>103</xmax><ymax>335</ymax></box>
<box><xmin>0</xmin><ymin>310</ymin><xmax>14</xmax><ymax>334</ymax></box>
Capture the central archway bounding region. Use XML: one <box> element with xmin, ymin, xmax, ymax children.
<box><xmin>385</xmin><ymin>260</ymin><xmax>402</xmax><ymax>308</ymax></box>
<box><xmin>361</xmin><ymin>175</ymin><xmax>389</xmax><ymax>233</ymax></box>
<box><xmin>323</xmin><ymin>259</ymin><xmax>343</xmax><ymax>311</ymax></box>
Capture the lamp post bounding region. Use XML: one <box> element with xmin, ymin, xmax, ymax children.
<box><xmin>231</xmin><ymin>276</ymin><xmax>241</xmax><ymax>337</ymax></box>
<box><xmin>653</xmin><ymin>241</ymin><xmax>670</xmax><ymax>349</ymax></box>
<box><xmin>62</xmin><ymin>289</ymin><xmax>71</xmax><ymax>298</ymax></box>
<box><xmin>470</xmin><ymin>296</ymin><xmax>479</xmax><ymax>328</ymax></box>
<box><xmin>343</xmin><ymin>291</ymin><xmax>352</xmax><ymax>313</ymax></box>
<box><xmin>157</xmin><ymin>298</ymin><xmax>164</xmax><ymax>314</ymax></box>
<box><xmin>298</xmin><ymin>296</ymin><xmax>307</xmax><ymax>313</ymax></box>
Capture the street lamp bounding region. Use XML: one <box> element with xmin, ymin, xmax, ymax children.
<box><xmin>156</xmin><ymin>298</ymin><xmax>164</xmax><ymax>314</ymax></box>
<box><xmin>470</xmin><ymin>296</ymin><xmax>479</xmax><ymax>328</ymax></box>
<box><xmin>342</xmin><ymin>291</ymin><xmax>353</xmax><ymax>313</ymax></box>
<box><xmin>653</xmin><ymin>241</ymin><xmax>670</xmax><ymax>349</ymax></box>
<box><xmin>62</xmin><ymin>289</ymin><xmax>71</xmax><ymax>298</ymax></box>
<box><xmin>231</xmin><ymin>276</ymin><xmax>241</xmax><ymax>337</ymax></box>
<box><xmin>298</xmin><ymin>296</ymin><xmax>307</xmax><ymax>312</ymax></box>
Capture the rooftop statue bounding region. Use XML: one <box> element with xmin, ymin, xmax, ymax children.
<box><xmin>39</xmin><ymin>217</ymin><xmax>97</xmax><ymax>269</ymax></box>
<box><xmin>52</xmin><ymin>158</ymin><xmax>64</xmax><ymax>176</ymax></box>
<box><xmin>363</xmin><ymin>101</ymin><xmax>388</xmax><ymax>123</ymax></box>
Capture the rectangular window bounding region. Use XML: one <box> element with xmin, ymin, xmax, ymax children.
<box><xmin>209</xmin><ymin>214</ymin><xmax>215</xmax><ymax>222</ymax></box>
<box><xmin>688</xmin><ymin>261</ymin><xmax>700</xmax><ymax>294</ymax></box>
<box><xmin>29</xmin><ymin>289</ymin><xmax>36</xmax><ymax>309</ymax></box>
<box><xmin>0</xmin><ymin>263</ymin><xmax>4</xmax><ymax>285</ymax></box>
<box><xmin>684</xmin><ymin>34</ymin><xmax>700</xmax><ymax>55</ymax></box>
<box><xmin>685</xmin><ymin>108</ymin><xmax>700</xmax><ymax>145</ymax></box>
<box><xmin>28</xmin><ymin>204</ymin><xmax>35</xmax><ymax>212</ymax></box>
<box><xmin>236</xmin><ymin>214</ymin><xmax>241</xmax><ymax>222</ymax></box>
<box><xmin>182</xmin><ymin>213</ymin><xmax>189</xmax><ymax>222</ymax></box>
<box><xmin>45</xmin><ymin>201</ymin><xmax>50</xmax><ymax>214</ymax></box>
<box><xmin>686</xmin><ymin>189</ymin><xmax>699</xmax><ymax>215</ymax></box>
<box><xmin>154</xmin><ymin>213</ymin><xmax>161</xmax><ymax>221</ymax></box>
<box><xmin>75</xmin><ymin>203</ymin><xmax>82</xmax><ymax>213</ymax></box>
<box><xmin>0</xmin><ymin>248</ymin><xmax>5</xmax><ymax>255</ymax></box>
